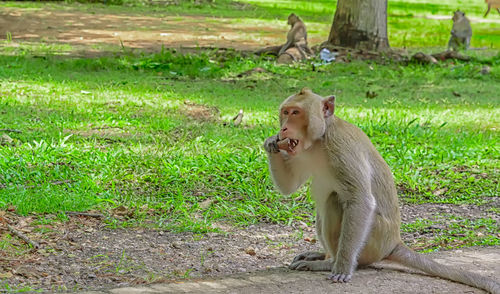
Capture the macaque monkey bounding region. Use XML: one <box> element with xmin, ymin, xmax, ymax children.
<box><xmin>263</xmin><ymin>88</ymin><xmax>499</xmax><ymax>293</ymax></box>
<box><xmin>278</xmin><ymin>13</ymin><xmax>313</xmax><ymax>59</ymax></box>
<box><xmin>448</xmin><ymin>10</ymin><xmax>472</xmax><ymax>51</ymax></box>
<box><xmin>277</xmin><ymin>47</ymin><xmax>304</xmax><ymax>64</ymax></box>
<box><xmin>484</xmin><ymin>0</ymin><xmax>500</xmax><ymax>17</ymax></box>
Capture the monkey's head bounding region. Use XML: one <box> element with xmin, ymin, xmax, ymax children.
<box><xmin>452</xmin><ymin>10</ymin><xmax>465</xmax><ymax>22</ymax></box>
<box><xmin>277</xmin><ymin>88</ymin><xmax>335</xmax><ymax>155</ymax></box>
<box><xmin>287</xmin><ymin>13</ymin><xmax>300</xmax><ymax>25</ymax></box>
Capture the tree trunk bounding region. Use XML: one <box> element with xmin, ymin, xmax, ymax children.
<box><xmin>326</xmin><ymin>0</ymin><xmax>389</xmax><ymax>51</ymax></box>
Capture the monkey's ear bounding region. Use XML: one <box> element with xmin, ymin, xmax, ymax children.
<box><xmin>323</xmin><ymin>95</ymin><xmax>335</xmax><ymax>118</ymax></box>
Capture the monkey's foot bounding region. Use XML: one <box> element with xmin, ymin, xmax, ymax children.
<box><xmin>289</xmin><ymin>260</ymin><xmax>332</xmax><ymax>271</ymax></box>
<box><xmin>291</xmin><ymin>251</ymin><xmax>326</xmax><ymax>263</ymax></box>
<box><xmin>327</xmin><ymin>273</ymin><xmax>352</xmax><ymax>283</ymax></box>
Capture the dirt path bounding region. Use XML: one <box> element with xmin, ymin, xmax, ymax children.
<box><xmin>1</xmin><ymin>200</ymin><xmax>498</xmax><ymax>292</ymax></box>
<box><xmin>2</xmin><ymin>6</ymin><xmax>500</xmax><ymax>56</ymax></box>
<box><xmin>0</xmin><ymin>6</ymin><xmax>303</xmax><ymax>54</ymax></box>
<box><xmin>79</xmin><ymin>247</ymin><xmax>499</xmax><ymax>294</ymax></box>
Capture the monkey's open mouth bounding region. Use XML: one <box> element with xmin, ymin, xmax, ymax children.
<box><xmin>277</xmin><ymin>138</ymin><xmax>299</xmax><ymax>152</ymax></box>
<box><xmin>289</xmin><ymin>139</ymin><xmax>299</xmax><ymax>149</ymax></box>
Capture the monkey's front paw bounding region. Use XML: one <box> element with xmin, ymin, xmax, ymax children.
<box><xmin>263</xmin><ymin>135</ymin><xmax>280</xmax><ymax>153</ymax></box>
<box><xmin>289</xmin><ymin>260</ymin><xmax>314</xmax><ymax>271</ymax></box>
<box><xmin>327</xmin><ymin>273</ymin><xmax>352</xmax><ymax>283</ymax></box>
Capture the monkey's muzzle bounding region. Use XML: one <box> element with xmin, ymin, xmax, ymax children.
<box><xmin>277</xmin><ymin>138</ymin><xmax>299</xmax><ymax>153</ymax></box>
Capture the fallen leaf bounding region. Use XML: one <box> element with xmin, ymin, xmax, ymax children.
<box><xmin>17</xmin><ymin>218</ymin><xmax>29</xmax><ymax>228</ymax></box>
<box><xmin>0</xmin><ymin>134</ymin><xmax>13</xmax><ymax>144</ymax></box>
<box><xmin>432</xmin><ymin>187</ymin><xmax>448</xmax><ymax>196</ymax></box>
<box><xmin>112</xmin><ymin>205</ymin><xmax>132</xmax><ymax>217</ymax></box>
<box><xmin>0</xmin><ymin>272</ymin><xmax>13</xmax><ymax>279</ymax></box>
<box><xmin>479</xmin><ymin>66</ymin><xmax>490</xmax><ymax>75</ymax></box>
<box><xmin>199</xmin><ymin>199</ymin><xmax>213</xmax><ymax>210</ymax></box>
<box><xmin>245</xmin><ymin>247</ymin><xmax>256</xmax><ymax>256</ymax></box>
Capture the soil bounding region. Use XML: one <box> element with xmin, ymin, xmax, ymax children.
<box><xmin>1</xmin><ymin>200</ymin><xmax>498</xmax><ymax>292</ymax></box>
<box><xmin>79</xmin><ymin>248</ymin><xmax>500</xmax><ymax>293</ymax></box>
<box><xmin>0</xmin><ymin>5</ymin><xmax>297</xmax><ymax>56</ymax></box>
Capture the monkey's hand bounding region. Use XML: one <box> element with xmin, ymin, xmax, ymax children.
<box><xmin>263</xmin><ymin>135</ymin><xmax>280</xmax><ymax>153</ymax></box>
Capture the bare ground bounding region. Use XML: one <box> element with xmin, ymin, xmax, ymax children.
<box><xmin>0</xmin><ymin>5</ymin><xmax>303</xmax><ymax>56</ymax></box>
<box><xmin>81</xmin><ymin>248</ymin><xmax>500</xmax><ymax>294</ymax></box>
<box><xmin>1</xmin><ymin>200</ymin><xmax>499</xmax><ymax>292</ymax></box>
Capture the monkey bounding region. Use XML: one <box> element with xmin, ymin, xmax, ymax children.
<box><xmin>448</xmin><ymin>10</ymin><xmax>472</xmax><ymax>51</ymax></box>
<box><xmin>484</xmin><ymin>0</ymin><xmax>500</xmax><ymax>17</ymax></box>
<box><xmin>263</xmin><ymin>88</ymin><xmax>500</xmax><ymax>293</ymax></box>
<box><xmin>278</xmin><ymin>13</ymin><xmax>313</xmax><ymax>60</ymax></box>
<box><xmin>277</xmin><ymin>47</ymin><xmax>304</xmax><ymax>64</ymax></box>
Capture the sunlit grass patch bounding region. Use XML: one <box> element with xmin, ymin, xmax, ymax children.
<box><xmin>402</xmin><ymin>216</ymin><xmax>500</xmax><ymax>252</ymax></box>
<box><xmin>0</xmin><ymin>48</ymin><xmax>498</xmax><ymax>232</ymax></box>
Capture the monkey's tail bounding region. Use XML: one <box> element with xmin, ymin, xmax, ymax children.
<box><xmin>387</xmin><ymin>243</ymin><xmax>500</xmax><ymax>294</ymax></box>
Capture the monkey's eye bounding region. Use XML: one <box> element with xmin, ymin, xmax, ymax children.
<box><xmin>292</xmin><ymin>110</ymin><xmax>300</xmax><ymax>115</ymax></box>
<box><xmin>283</xmin><ymin>110</ymin><xmax>289</xmax><ymax>115</ymax></box>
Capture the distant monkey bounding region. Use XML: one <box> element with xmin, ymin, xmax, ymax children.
<box><xmin>278</xmin><ymin>13</ymin><xmax>313</xmax><ymax>59</ymax></box>
<box><xmin>263</xmin><ymin>88</ymin><xmax>499</xmax><ymax>293</ymax></box>
<box><xmin>484</xmin><ymin>0</ymin><xmax>500</xmax><ymax>17</ymax></box>
<box><xmin>448</xmin><ymin>10</ymin><xmax>472</xmax><ymax>51</ymax></box>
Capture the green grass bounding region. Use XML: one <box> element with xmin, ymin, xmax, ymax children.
<box><xmin>1</xmin><ymin>48</ymin><xmax>498</xmax><ymax>232</ymax></box>
<box><xmin>0</xmin><ymin>0</ymin><xmax>498</xmax><ymax>246</ymax></box>
<box><xmin>401</xmin><ymin>216</ymin><xmax>500</xmax><ymax>252</ymax></box>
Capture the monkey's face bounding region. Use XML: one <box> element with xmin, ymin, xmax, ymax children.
<box><xmin>453</xmin><ymin>10</ymin><xmax>465</xmax><ymax>21</ymax></box>
<box><xmin>278</xmin><ymin>105</ymin><xmax>308</xmax><ymax>155</ymax></box>
<box><xmin>276</xmin><ymin>88</ymin><xmax>334</xmax><ymax>155</ymax></box>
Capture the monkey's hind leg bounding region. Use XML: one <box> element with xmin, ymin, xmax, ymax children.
<box><xmin>295</xmin><ymin>45</ymin><xmax>308</xmax><ymax>60</ymax></box>
<box><xmin>292</xmin><ymin>251</ymin><xmax>326</xmax><ymax>263</ymax></box>
<box><xmin>289</xmin><ymin>259</ymin><xmax>332</xmax><ymax>271</ymax></box>
<box><xmin>304</xmin><ymin>46</ymin><xmax>314</xmax><ymax>56</ymax></box>
<box><xmin>484</xmin><ymin>6</ymin><xmax>491</xmax><ymax>17</ymax></box>
<box><xmin>289</xmin><ymin>251</ymin><xmax>332</xmax><ymax>271</ymax></box>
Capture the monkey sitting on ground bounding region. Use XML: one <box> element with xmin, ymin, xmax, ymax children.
<box><xmin>448</xmin><ymin>10</ymin><xmax>472</xmax><ymax>51</ymax></box>
<box><xmin>263</xmin><ymin>88</ymin><xmax>499</xmax><ymax>293</ymax></box>
<box><xmin>484</xmin><ymin>0</ymin><xmax>500</xmax><ymax>17</ymax></box>
<box><xmin>278</xmin><ymin>13</ymin><xmax>313</xmax><ymax>60</ymax></box>
<box><xmin>277</xmin><ymin>47</ymin><xmax>304</xmax><ymax>64</ymax></box>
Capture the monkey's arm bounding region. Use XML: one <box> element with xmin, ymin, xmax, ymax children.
<box><xmin>279</xmin><ymin>26</ymin><xmax>296</xmax><ymax>55</ymax></box>
<box><xmin>330</xmin><ymin>193</ymin><xmax>376</xmax><ymax>282</ymax></box>
<box><xmin>264</xmin><ymin>135</ymin><xmax>310</xmax><ymax>195</ymax></box>
<box><xmin>330</xmin><ymin>166</ymin><xmax>376</xmax><ymax>282</ymax></box>
<box><xmin>278</xmin><ymin>39</ymin><xmax>293</xmax><ymax>56</ymax></box>
<box><xmin>267</xmin><ymin>153</ymin><xmax>310</xmax><ymax>194</ymax></box>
